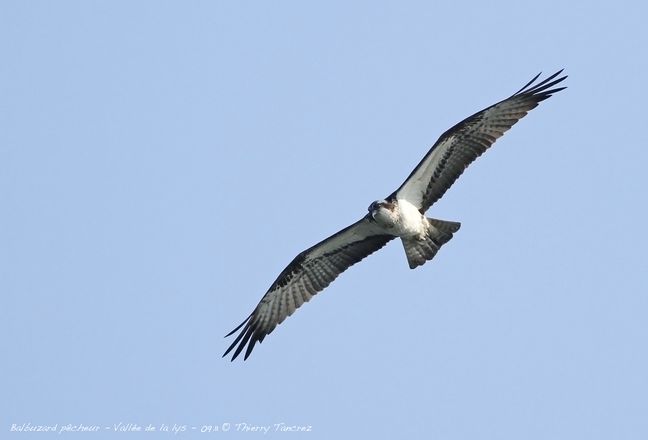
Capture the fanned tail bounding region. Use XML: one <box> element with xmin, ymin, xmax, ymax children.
<box><xmin>402</xmin><ymin>218</ymin><xmax>460</xmax><ymax>269</ymax></box>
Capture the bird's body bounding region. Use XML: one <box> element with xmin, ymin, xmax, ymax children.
<box><xmin>371</xmin><ymin>199</ymin><xmax>424</xmax><ymax>237</ymax></box>
<box><xmin>224</xmin><ymin>70</ymin><xmax>567</xmax><ymax>360</ymax></box>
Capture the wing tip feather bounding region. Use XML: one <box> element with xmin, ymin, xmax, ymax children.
<box><xmin>223</xmin><ymin>313</ymin><xmax>257</xmax><ymax>361</ymax></box>
<box><xmin>514</xmin><ymin>69</ymin><xmax>568</xmax><ymax>99</ymax></box>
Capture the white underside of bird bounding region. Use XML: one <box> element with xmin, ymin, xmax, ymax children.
<box><xmin>371</xmin><ymin>198</ymin><xmax>429</xmax><ymax>238</ymax></box>
<box><xmin>369</xmin><ymin>197</ymin><xmax>460</xmax><ymax>270</ymax></box>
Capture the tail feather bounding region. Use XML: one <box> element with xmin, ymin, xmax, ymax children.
<box><xmin>427</xmin><ymin>218</ymin><xmax>461</xmax><ymax>235</ymax></box>
<box><xmin>402</xmin><ymin>218</ymin><xmax>460</xmax><ymax>269</ymax></box>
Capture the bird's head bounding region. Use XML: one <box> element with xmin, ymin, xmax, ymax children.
<box><xmin>368</xmin><ymin>199</ymin><xmax>396</xmax><ymax>216</ymax></box>
<box><xmin>367</xmin><ymin>200</ymin><xmax>384</xmax><ymax>212</ymax></box>
<box><xmin>368</xmin><ymin>200</ymin><xmax>384</xmax><ymax>214</ymax></box>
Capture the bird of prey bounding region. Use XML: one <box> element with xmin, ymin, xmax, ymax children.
<box><xmin>224</xmin><ymin>70</ymin><xmax>567</xmax><ymax>360</ymax></box>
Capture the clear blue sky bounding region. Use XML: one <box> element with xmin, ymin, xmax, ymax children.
<box><xmin>2</xmin><ymin>1</ymin><xmax>647</xmax><ymax>439</ymax></box>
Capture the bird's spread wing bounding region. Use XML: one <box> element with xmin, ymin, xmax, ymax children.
<box><xmin>223</xmin><ymin>216</ymin><xmax>395</xmax><ymax>360</ymax></box>
<box><xmin>393</xmin><ymin>70</ymin><xmax>567</xmax><ymax>212</ymax></box>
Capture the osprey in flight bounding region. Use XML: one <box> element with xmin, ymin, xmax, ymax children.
<box><xmin>224</xmin><ymin>70</ymin><xmax>567</xmax><ymax>360</ymax></box>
